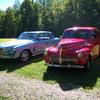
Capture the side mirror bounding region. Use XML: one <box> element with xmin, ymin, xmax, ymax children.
<box><xmin>60</xmin><ymin>36</ymin><xmax>62</xmax><ymax>39</ymax></box>
<box><xmin>91</xmin><ymin>34</ymin><xmax>96</xmax><ymax>39</ymax></box>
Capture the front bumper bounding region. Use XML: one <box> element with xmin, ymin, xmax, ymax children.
<box><xmin>0</xmin><ymin>47</ymin><xmax>17</xmax><ymax>59</ymax></box>
<box><xmin>46</xmin><ymin>63</ymin><xmax>84</xmax><ymax>68</ymax></box>
<box><xmin>0</xmin><ymin>55</ymin><xmax>16</xmax><ymax>59</ymax></box>
<box><xmin>0</xmin><ymin>53</ymin><xmax>17</xmax><ymax>59</ymax></box>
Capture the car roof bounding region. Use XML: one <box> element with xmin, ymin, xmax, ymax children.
<box><xmin>64</xmin><ymin>27</ymin><xmax>98</xmax><ymax>31</ymax></box>
<box><xmin>22</xmin><ymin>31</ymin><xmax>52</xmax><ymax>34</ymax></box>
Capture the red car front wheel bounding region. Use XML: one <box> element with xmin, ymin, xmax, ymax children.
<box><xmin>84</xmin><ymin>56</ymin><xmax>91</xmax><ymax>70</ymax></box>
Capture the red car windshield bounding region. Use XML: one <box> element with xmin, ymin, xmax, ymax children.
<box><xmin>62</xmin><ymin>30</ymin><xmax>95</xmax><ymax>39</ymax></box>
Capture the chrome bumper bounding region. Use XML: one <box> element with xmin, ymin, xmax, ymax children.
<box><xmin>0</xmin><ymin>55</ymin><xmax>17</xmax><ymax>59</ymax></box>
<box><xmin>46</xmin><ymin>63</ymin><xmax>84</xmax><ymax>68</ymax></box>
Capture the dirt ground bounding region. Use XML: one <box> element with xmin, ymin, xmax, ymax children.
<box><xmin>0</xmin><ymin>72</ymin><xmax>100</xmax><ymax>100</ymax></box>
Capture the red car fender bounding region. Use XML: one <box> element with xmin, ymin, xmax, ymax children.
<box><xmin>76</xmin><ymin>47</ymin><xmax>92</xmax><ymax>64</ymax></box>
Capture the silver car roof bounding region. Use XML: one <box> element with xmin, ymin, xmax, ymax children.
<box><xmin>23</xmin><ymin>31</ymin><xmax>52</xmax><ymax>34</ymax></box>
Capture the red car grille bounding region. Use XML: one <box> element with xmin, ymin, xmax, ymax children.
<box><xmin>50</xmin><ymin>56</ymin><xmax>59</xmax><ymax>64</ymax></box>
<box><xmin>50</xmin><ymin>56</ymin><xmax>77</xmax><ymax>65</ymax></box>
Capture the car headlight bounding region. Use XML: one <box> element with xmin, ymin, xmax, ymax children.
<box><xmin>44</xmin><ymin>48</ymin><xmax>49</xmax><ymax>56</ymax></box>
<box><xmin>4</xmin><ymin>47</ymin><xmax>15</xmax><ymax>55</ymax></box>
<box><xmin>77</xmin><ymin>53</ymin><xmax>83</xmax><ymax>58</ymax></box>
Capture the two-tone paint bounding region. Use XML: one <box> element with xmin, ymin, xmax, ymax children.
<box><xmin>0</xmin><ymin>31</ymin><xmax>59</xmax><ymax>61</ymax></box>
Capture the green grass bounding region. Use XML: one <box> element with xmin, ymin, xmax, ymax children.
<box><xmin>0</xmin><ymin>96</ymin><xmax>10</xmax><ymax>100</ymax></box>
<box><xmin>1</xmin><ymin>39</ymin><xmax>100</xmax><ymax>90</ymax></box>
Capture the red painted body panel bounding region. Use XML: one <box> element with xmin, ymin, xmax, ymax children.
<box><xmin>44</xmin><ymin>27</ymin><xmax>100</xmax><ymax>68</ymax></box>
<box><xmin>64</xmin><ymin>27</ymin><xmax>98</xmax><ymax>31</ymax></box>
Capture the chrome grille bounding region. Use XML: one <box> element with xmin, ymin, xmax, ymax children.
<box><xmin>0</xmin><ymin>48</ymin><xmax>3</xmax><ymax>55</ymax></box>
<box><xmin>50</xmin><ymin>56</ymin><xmax>59</xmax><ymax>64</ymax></box>
<box><xmin>50</xmin><ymin>56</ymin><xmax>77</xmax><ymax>64</ymax></box>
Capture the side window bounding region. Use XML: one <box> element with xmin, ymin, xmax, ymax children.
<box><xmin>94</xmin><ymin>30</ymin><xmax>100</xmax><ymax>37</ymax></box>
<box><xmin>91</xmin><ymin>31</ymin><xmax>97</xmax><ymax>39</ymax></box>
<box><xmin>37</xmin><ymin>33</ymin><xmax>51</xmax><ymax>40</ymax></box>
<box><xmin>49</xmin><ymin>32</ymin><xmax>55</xmax><ymax>39</ymax></box>
<box><xmin>77</xmin><ymin>30</ymin><xmax>92</xmax><ymax>39</ymax></box>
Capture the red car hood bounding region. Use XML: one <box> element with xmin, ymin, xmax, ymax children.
<box><xmin>58</xmin><ymin>38</ymin><xmax>86</xmax><ymax>46</ymax></box>
<box><xmin>48</xmin><ymin>38</ymin><xmax>88</xmax><ymax>57</ymax></box>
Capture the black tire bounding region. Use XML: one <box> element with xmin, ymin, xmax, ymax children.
<box><xmin>19</xmin><ymin>50</ymin><xmax>30</xmax><ymax>62</ymax></box>
<box><xmin>84</xmin><ymin>59</ymin><xmax>91</xmax><ymax>70</ymax></box>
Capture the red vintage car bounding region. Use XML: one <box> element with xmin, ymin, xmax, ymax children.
<box><xmin>44</xmin><ymin>27</ymin><xmax>100</xmax><ymax>69</ymax></box>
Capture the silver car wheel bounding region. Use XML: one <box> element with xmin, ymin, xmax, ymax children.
<box><xmin>20</xmin><ymin>50</ymin><xmax>30</xmax><ymax>62</ymax></box>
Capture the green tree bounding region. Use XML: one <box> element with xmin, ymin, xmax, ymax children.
<box><xmin>20</xmin><ymin>0</ymin><xmax>39</xmax><ymax>31</ymax></box>
<box><xmin>74</xmin><ymin>0</ymin><xmax>98</xmax><ymax>26</ymax></box>
<box><xmin>0</xmin><ymin>10</ymin><xmax>4</xmax><ymax>37</ymax></box>
<box><xmin>0</xmin><ymin>0</ymin><xmax>100</xmax><ymax>38</ymax></box>
<box><xmin>1</xmin><ymin>8</ymin><xmax>15</xmax><ymax>37</ymax></box>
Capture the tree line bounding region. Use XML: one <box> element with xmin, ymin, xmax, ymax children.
<box><xmin>0</xmin><ymin>0</ymin><xmax>100</xmax><ymax>38</ymax></box>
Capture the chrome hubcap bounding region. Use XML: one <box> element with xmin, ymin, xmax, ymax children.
<box><xmin>21</xmin><ymin>51</ymin><xmax>29</xmax><ymax>61</ymax></box>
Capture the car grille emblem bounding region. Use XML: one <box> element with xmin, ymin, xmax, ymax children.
<box><xmin>58</xmin><ymin>46</ymin><xmax>62</xmax><ymax>64</ymax></box>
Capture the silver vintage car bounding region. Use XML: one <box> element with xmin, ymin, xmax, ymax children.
<box><xmin>0</xmin><ymin>31</ymin><xmax>59</xmax><ymax>62</ymax></box>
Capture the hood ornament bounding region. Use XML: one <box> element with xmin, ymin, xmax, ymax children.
<box><xmin>58</xmin><ymin>45</ymin><xmax>62</xmax><ymax>64</ymax></box>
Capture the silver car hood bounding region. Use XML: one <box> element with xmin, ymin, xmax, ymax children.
<box><xmin>0</xmin><ymin>39</ymin><xmax>34</xmax><ymax>48</ymax></box>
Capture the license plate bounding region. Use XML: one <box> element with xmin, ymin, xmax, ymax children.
<box><xmin>62</xmin><ymin>58</ymin><xmax>77</xmax><ymax>62</ymax></box>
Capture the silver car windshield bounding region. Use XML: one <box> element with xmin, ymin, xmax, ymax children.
<box><xmin>18</xmin><ymin>32</ymin><xmax>37</xmax><ymax>40</ymax></box>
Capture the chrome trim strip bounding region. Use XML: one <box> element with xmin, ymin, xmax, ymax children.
<box><xmin>32</xmin><ymin>52</ymin><xmax>43</xmax><ymax>56</ymax></box>
<box><xmin>46</xmin><ymin>63</ymin><xmax>84</xmax><ymax>68</ymax></box>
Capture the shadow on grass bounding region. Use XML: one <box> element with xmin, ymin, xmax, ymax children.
<box><xmin>0</xmin><ymin>54</ymin><xmax>43</xmax><ymax>73</ymax></box>
<box><xmin>43</xmin><ymin>58</ymin><xmax>100</xmax><ymax>90</ymax></box>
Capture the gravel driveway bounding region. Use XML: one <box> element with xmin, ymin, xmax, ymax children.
<box><xmin>0</xmin><ymin>72</ymin><xmax>100</xmax><ymax>100</ymax></box>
